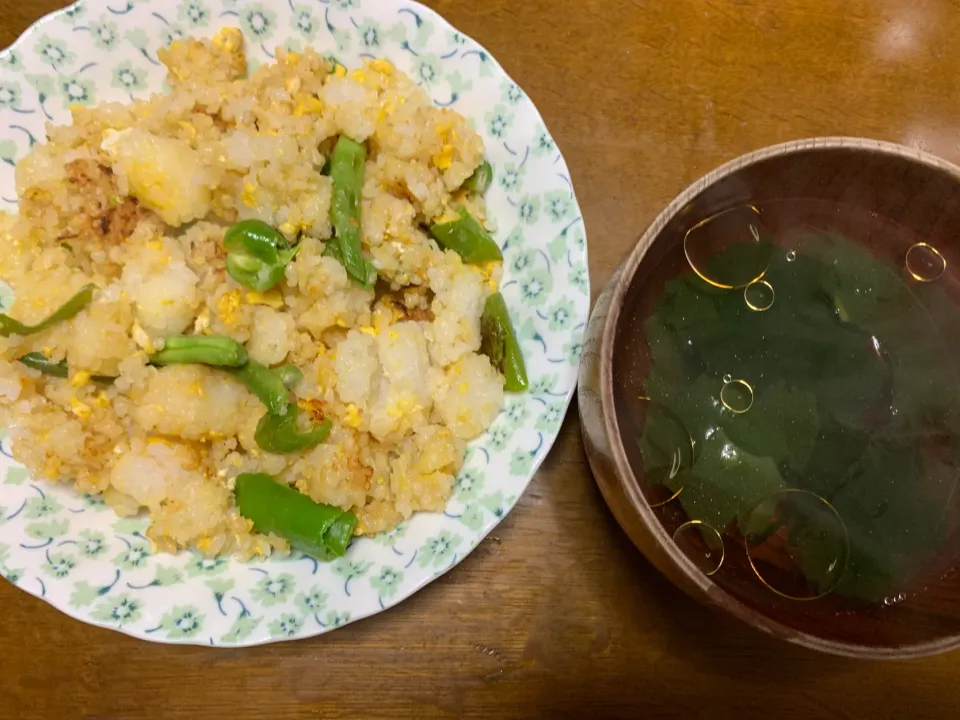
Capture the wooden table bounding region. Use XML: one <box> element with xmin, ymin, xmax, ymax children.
<box><xmin>3</xmin><ymin>0</ymin><xmax>960</xmax><ymax>717</ymax></box>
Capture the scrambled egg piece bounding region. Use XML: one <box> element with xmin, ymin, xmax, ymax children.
<box><xmin>246</xmin><ymin>289</ymin><xmax>284</xmax><ymax>309</ymax></box>
<box><xmin>211</xmin><ymin>27</ymin><xmax>242</xmax><ymax>53</ymax></box>
<box><xmin>69</xmin><ymin>396</ymin><xmax>92</xmax><ymax>420</ymax></box>
<box><xmin>216</xmin><ymin>290</ymin><xmax>242</xmax><ymax>326</ymax></box>
<box><xmin>479</xmin><ymin>261</ymin><xmax>499</xmax><ymax>292</ymax></box>
<box><xmin>433</xmin><ymin>144</ymin><xmax>455</xmax><ymax>170</ymax></box>
<box><xmin>241</xmin><ymin>182</ymin><xmax>257</xmax><ymax>208</ymax></box>
<box><xmin>293</xmin><ymin>94</ymin><xmax>324</xmax><ymax>116</ymax></box>
<box><xmin>343</xmin><ymin>403</ymin><xmax>363</xmax><ymax>428</ymax></box>
<box><xmin>369</xmin><ymin>59</ymin><xmax>395</xmax><ymax>75</ymax></box>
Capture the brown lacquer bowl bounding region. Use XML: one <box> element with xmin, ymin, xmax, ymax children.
<box><xmin>579</xmin><ymin>137</ymin><xmax>960</xmax><ymax>658</ymax></box>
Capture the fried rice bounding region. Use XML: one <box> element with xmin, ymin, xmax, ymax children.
<box><xmin>0</xmin><ymin>28</ymin><xmax>506</xmax><ymax>557</ymax></box>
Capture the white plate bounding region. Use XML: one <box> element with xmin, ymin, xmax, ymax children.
<box><xmin>0</xmin><ymin>0</ymin><xmax>589</xmax><ymax>645</ymax></box>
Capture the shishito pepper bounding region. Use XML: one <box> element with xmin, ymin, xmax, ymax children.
<box><xmin>273</xmin><ymin>364</ymin><xmax>304</xmax><ymax>390</ymax></box>
<box><xmin>229</xmin><ymin>359</ymin><xmax>291</xmax><ymax>415</ymax></box>
<box><xmin>235</xmin><ymin>472</ymin><xmax>357</xmax><ymax>561</ymax></box>
<box><xmin>18</xmin><ymin>352</ymin><xmax>68</xmax><ymax>378</ymax></box>
<box><xmin>18</xmin><ymin>352</ymin><xmax>114</xmax><ymax>383</ymax></box>
<box><xmin>429</xmin><ymin>206</ymin><xmax>503</xmax><ymax>264</ymax></box>
<box><xmin>328</xmin><ymin>136</ymin><xmax>377</xmax><ymax>289</ymax></box>
<box><xmin>223</xmin><ymin>219</ymin><xmax>299</xmax><ymax>292</ymax></box>
<box><xmin>254</xmin><ymin>402</ymin><xmax>332</xmax><ymax>454</ymax></box>
<box><xmin>150</xmin><ymin>335</ymin><xmax>248</xmax><ymax>368</ymax></box>
<box><xmin>462</xmin><ymin>159</ymin><xmax>493</xmax><ymax>195</ymax></box>
<box><xmin>480</xmin><ymin>292</ymin><xmax>528</xmax><ymax>392</ymax></box>
<box><xmin>0</xmin><ymin>284</ymin><xmax>96</xmax><ymax>337</ymax></box>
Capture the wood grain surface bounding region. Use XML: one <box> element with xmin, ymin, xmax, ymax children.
<box><xmin>3</xmin><ymin>1</ymin><xmax>960</xmax><ymax>718</ymax></box>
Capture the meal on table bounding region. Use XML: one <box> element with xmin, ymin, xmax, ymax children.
<box><xmin>0</xmin><ymin>28</ymin><xmax>527</xmax><ymax>561</ymax></box>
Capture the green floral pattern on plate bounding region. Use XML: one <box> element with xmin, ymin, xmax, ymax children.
<box><xmin>0</xmin><ymin>0</ymin><xmax>589</xmax><ymax>646</ymax></box>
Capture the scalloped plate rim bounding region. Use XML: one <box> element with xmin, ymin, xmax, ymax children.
<box><xmin>0</xmin><ymin>0</ymin><xmax>590</xmax><ymax>646</ymax></box>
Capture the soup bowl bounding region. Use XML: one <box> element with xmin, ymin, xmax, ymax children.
<box><xmin>579</xmin><ymin>137</ymin><xmax>960</xmax><ymax>658</ymax></box>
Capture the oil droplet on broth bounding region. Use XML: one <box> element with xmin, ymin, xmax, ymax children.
<box><xmin>786</xmin><ymin>250</ymin><xmax>797</xmax><ymax>262</ymax></box>
<box><xmin>673</xmin><ymin>521</ymin><xmax>724</xmax><ymax>575</ymax></box>
<box><xmin>636</xmin><ymin>397</ymin><xmax>692</xmax><ymax>508</ymax></box>
<box><xmin>905</xmin><ymin>242</ymin><xmax>946</xmax><ymax>282</ymax></box>
<box><xmin>742</xmin><ymin>489</ymin><xmax>849</xmax><ymax>601</ymax></box>
<box><xmin>720</xmin><ymin>379</ymin><xmax>754</xmax><ymax>414</ymax></box>
<box><xmin>683</xmin><ymin>205</ymin><xmax>774</xmax><ymax>289</ymax></box>
<box><xmin>744</xmin><ymin>279</ymin><xmax>775</xmax><ymax>312</ymax></box>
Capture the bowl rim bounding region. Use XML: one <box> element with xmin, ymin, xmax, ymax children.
<box><xmin>597</xmin><ymin>136</ymin><xmax>960</xmax><ymax>660</ymax></box>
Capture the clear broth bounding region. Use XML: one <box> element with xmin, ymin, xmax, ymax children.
<box><xmin>618</xmin><ymin>198</ymin><xmax>960</xmax><ymax>647</ymax></box>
